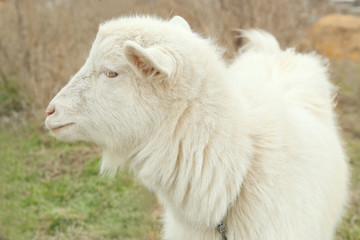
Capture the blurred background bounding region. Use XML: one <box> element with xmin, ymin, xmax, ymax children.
<box><xmin>0</xmin><ymin>0</ymin><xmax>359</xmax><ymax>239</ymax></box>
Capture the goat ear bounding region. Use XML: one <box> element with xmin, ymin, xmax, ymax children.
<box><xmin>123</xmin><ymin>41</ymin><xmax>176</xmax><ymax>81</ymax></box>
<box><xmin>169</xmin><ymin>16</ymin><xmax>191</xmax><ymax>31</ymax></box>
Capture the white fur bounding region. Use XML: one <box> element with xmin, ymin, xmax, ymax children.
<box><xmin>45</xmin><ymin>16</ymin><xmax>348</xmax><ymax>240</ymax></box>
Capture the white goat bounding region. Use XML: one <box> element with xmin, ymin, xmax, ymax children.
<box><xmin>45</xmin><ymin>15</ymin><xmax>348</xmax><ymax>240</ymax></box>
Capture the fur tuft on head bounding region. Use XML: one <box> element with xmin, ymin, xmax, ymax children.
<box><xmin>237</xmin><ymin>29</ymin><xmax>281</xmax><ymax>54</ymax></box>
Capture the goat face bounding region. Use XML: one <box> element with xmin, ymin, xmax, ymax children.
<box><xmin>45</xmin><ymin>16</ymin><xmax>192</xmax><ymax>150</ymax></box>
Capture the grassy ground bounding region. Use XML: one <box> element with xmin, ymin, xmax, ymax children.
<box><xmin>336</xmin><ymin>137</ymin><xmax>360</xmax><ymax>240</ymax></box>
<box><xmin>0</xmin><ymin>122</ymin><xmax>159</xmax><ymax>240</ymax></box>
<box><xmin>0</xmin><ymin>60</ymin><xmax>359</xmax><ymax>240</ymax></box>
<box><xmin>333</xmin><ymin>60</ymin><xmax>360</xmax><ymax>240</ymax></box>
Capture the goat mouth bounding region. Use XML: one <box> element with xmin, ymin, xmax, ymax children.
<box><xmin>50</xmin><ymin>123</ymin><xmax>75</xmax><ymax>132</ymax></box>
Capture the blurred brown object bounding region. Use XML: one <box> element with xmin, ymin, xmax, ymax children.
<box><xmin>307</xmin><ymin>14</ymin><xmax>360</xmax><ymax>60</ymax></box>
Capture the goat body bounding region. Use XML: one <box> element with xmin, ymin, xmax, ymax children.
<box><xmin>45</xmin><ymin>16</ymin><xmax>348</xmax><ymax>240</ymax></box>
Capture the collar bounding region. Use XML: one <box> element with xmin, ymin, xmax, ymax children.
<box><xmin>216</xmin><ymin>221</ymin><xmax>227</xmax><ymax>240</ymax></box>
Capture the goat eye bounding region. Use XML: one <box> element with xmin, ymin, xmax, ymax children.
<box><xmin>104</xmin><ymin>70</ymin><xmax>118</xmax><ymax>78</ymax></box>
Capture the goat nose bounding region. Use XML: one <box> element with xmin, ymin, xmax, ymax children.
<box><xmin>46</xmin><ymin>104</ymin><xmax>55</xmax><ymax>117</ymax></box>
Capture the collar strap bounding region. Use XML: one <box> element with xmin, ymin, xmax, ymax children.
<box><xmin>216</xmin><ymin>221</ymin><xmax>227</xmax><ymax>240</ymax></box>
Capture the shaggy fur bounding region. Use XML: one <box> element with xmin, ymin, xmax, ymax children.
<box><xmin>45</xmin><ymin>15</ymin><xmax>348</xmax><ymax>240</ymax></box>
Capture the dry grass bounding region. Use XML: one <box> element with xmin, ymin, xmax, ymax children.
<box><xmin>0</xmin><ymin>0</ymin><xmax>334</xmax><ymax>112</ymax></box>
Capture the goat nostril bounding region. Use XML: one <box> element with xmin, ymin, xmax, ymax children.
<box><xmin>46</xmin><ymin>106</ymin><xmax>55</xmax><ymax>117</ymax></box>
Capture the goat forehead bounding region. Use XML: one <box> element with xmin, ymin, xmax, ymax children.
<box><xmin>96</xmin><ymin>36</ymin><xmax>124</xmax><ymax>54</ymax></box>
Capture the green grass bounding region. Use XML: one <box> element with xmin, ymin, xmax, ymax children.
<box><xmin>336</xmin><ymin>139</ymin><xmax>360</xmax><ymax>240</ymax></box>
<box><xmin>0</xmin><ymin>122</ymin><xmax>157</xmax><ymax>240</ymax></box>
<box><xmin>333</xmin><ymin>60</ymin><xmax>360</xmax><ymax>240</ymax></box>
